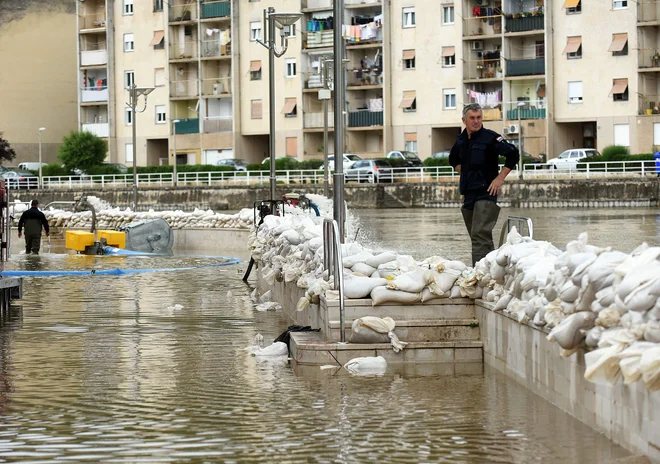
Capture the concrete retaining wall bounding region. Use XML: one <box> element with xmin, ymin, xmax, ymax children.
<box><xmin>475</xmin><ymin>300</ymin><xmax>660</xmax><ymax>462</ymax></box>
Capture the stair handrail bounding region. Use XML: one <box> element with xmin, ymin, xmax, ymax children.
<box><xmin>498</xmin><ymin>216</ymin><xmax>534</xmax><ymax>247</ymax></box>
<box><xmin>323</xmin><ymin>218</ymin><xmax>346</xmax><ymax>343</ymax></box>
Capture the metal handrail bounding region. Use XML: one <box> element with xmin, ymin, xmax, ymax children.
<box><xmin>323</xmin><ymin>218</ymin><xmax>346</xmax><ymax>343</ymax></box>
<box><xmin>498</xmin><ymin>216</ymin><xmax>533</xmax><ymax>247</ymax></box>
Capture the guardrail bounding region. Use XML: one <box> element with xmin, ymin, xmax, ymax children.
<box><xmin>33</xmin><ymin>160</ymin><xmax>659</xmax><ymax>189</ymax></box>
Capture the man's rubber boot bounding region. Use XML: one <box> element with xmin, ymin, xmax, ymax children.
<box><xmin>470</xmin><ymin>200</ymin><xmax>501</xmax><ymax>266</ymax></box>
<box><xmin>461</xmin><ymin>207</ymin><xmax>474</xmax><ymax>237</ymax></box>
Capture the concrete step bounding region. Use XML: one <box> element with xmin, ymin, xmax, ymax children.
<box><xmin>290</xmin><ymin>331</ymin><xmax>484</xmax><ymax>366</ymax></box>
<box><xmin>322</xmin><ymin>297</ymin><xmax>476</xmax><ymax>321</ymax></box>
<box><xmin>325</xmin><ymin>318</ymin><xmax>481</xmax><ymax>343</ymax></box>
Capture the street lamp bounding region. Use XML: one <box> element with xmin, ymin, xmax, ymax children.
<box><xmin>256</xmin><ymin>7</ymin><xmax>303</xmax><ymax>200</ymax></box>
<box><xmin>320</xmin><ymin>57</ymin><xmax>334</xmax><ymax>197</ymax></box>
<box><xmin>38</xmin><ymin>127</ymin><xmax>46</xmax><ymax>189</ymax></box>
<box><xmin>172</xmin><ymin>119</ymin><xmax>180</xmax><ymax>186</ymax></box>
<box><xmin>127</xmin><ymin>84</ymin><xmax>154</xmax><ymax>211</ymax></box>
<box><xmin>517</xmin><ymin>101</ymin><xmax>525</xmax><ymax>180</ymax></box>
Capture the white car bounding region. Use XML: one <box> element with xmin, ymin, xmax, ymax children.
<box><xmin>547</xmin><ymin>149</ymin><xmax>600</xmax><ymax>169</ymax></box>
<box><xmin>318</xmin><ymin>154</ymin><xmax>362</xmax><ymax>171</ymax></box>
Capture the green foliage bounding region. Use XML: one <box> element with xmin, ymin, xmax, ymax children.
<box><xmin>136</xmin><ymin>164</ymin><xmax>235</xmax><ymax>174</ymax></box>
<box><xmin>386</xmin><ymin>158</ymin><xmax>407</xmax><ymax>168</ymax></box>
<box><xmin>423</xmin><ymin>158</ymin><xmax>450</xmax><ymax>167</ymax></box>
<box><xmin>601</xmin><ymin>145</ymin><xmax>630</xmax><ymax>161</ymax></box>
<box><xmin>247</xmin><ymin>158</ymin><xmax>324</xmax><ymax>171</ymax></box>
<box><xmin>42</xmin><ymin>163</ymin><xmax>70</xmax><ymax>177</ymax></box>
<box><xmin>58</xmin><ymin>131</ymin><xmax>107</xmax><ymax>172</ymax></box>
<box><xmin>0</xmin><ymin>137</ymin><xmax>17</xmax><ymax>164</ymax></box>
<box><xmin>86</xmin><ymin>164</ymin><xmax>123</xmax><ymax>175</ymax></box>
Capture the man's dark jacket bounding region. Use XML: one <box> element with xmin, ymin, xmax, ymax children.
<box><xmin>18</xmin><ymin>207</ymin><xmax>50</xmax><ymax>236</ymax></box>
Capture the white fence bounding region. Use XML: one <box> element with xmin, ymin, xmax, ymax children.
<box><xmin>31</xmin><ymin>160</ymin><xmax>659</xmax><ymax>189</ymax></box>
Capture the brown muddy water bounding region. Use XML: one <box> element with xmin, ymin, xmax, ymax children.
<box><xmin>0</xmin><ymin>207</ymin><xmax>654</xmax><ymax>462</ymax></box>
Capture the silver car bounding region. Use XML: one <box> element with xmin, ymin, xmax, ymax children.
<box><xmin>344</xmin><ymin>159</ymin><xmax>393</xmax><ymax>183</ymax></box>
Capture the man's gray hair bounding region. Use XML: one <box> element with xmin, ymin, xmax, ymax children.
<box><xmin>462</xmin><ymin>103</ymin><xmax>483</xmax><ymax>119</ymax></box>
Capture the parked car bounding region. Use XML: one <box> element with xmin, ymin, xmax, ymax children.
<box><xmin>18</xmin><ymin>162</ymin><xmax>47</xmax><ymax>171</ymax></box>
<box><xmin>344</xmin><ymin>159</ymin><xmax>393</xmax><ymax>183</ymax></box>
<box><xmin>102</xmin><ymin>162</ymin><xmax>129</xmax><ymax>173</ymax></box>
<box><xmin>386</xmin><ymin>151</ymin><xmax>423</xmax><ymax>167</ymax></box>
<box><xmin>547</xmin><ymin>149</ymin><xmax>600</xmax><ymax>169</ymax></box>
<box><xmin>432</xmin><ymin>151</ymin><xmax>451</xmax><ymax>159</ymax></box>
<box><xmin>217</xmin><ymin>159</ymin><xmax>248</xmax><ymax>171</ymax></box>
<box><xmin>318</xmin><ymin>154</ymin><xmax>362</xmax><ymax>171</ymax></box>
<box><xmin>2</xmin><ymin>169</ymin><xmax>38</xmax><ymax>189</ymax></box>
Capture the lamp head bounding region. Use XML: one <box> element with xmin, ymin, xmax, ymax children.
<box><xmin>38</xmin><ymin>127</ymin><xmax>46</xmax><ymax>132</ymax></box>
<box><xmin>135</xmin><ymin>87</ymin><xmax>155</xmax><ymax>97</ymax></box>
<box><xmin>271</xmin><ymin>12</ymin><xmax>302</xmax><ymax>29</ymax></box>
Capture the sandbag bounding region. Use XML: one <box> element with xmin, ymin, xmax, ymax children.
<box><xmin>349</xmin><ymin>316</ymin><xmax>407</xmax><ymax>352</ymax></box>
<box><xmin>421</xmin><ymin>287</ymin><xmax>446</xmax><ymax>302</ymax></box>
<box><xmin>493</xmin><ymin>293</ymin><xmax>513</xmax><ymax>312</ymax></box>
<box><xmin>343</xmin><ymin>251</ymin><xmax>374</xmax><ymax>269</ymax></box>
<box><xmin>344</xmin><ymin>356</ymin><xmax>387</xmax><ymax>374</ymax></box>
<box><xmin>352</xmin><ymin>262</ymin><xmax>376</xmax><ymax>276</ymax></box>
<box><xmin>546</xmin><ymin>311</ymin><xmax>595</xmax><ymax>350</ymax></box>
<box><xmin>640</xmin><ymin>346</ymin><xmax>660</xmax><ymax>391</ymax></box>
<box><xmin>584</xmin><ymin>344</ymin><xmax>625</xmax><ymax>385</ymax></box>
<box><xmin>644</xmin><ymin>321</ymin><xmax>660</xmax><ymax>343</ymax></box>
<box><xmin>427</xmin><ymin>269</ymin><xmax>460</xmax><ymax>296</ymax></box>
<box><xmin>386</xmin><ymin>268</ymin><xmax>427</xmax><ymax>293</ymax></box>
<box><xmin>344</xmin><ymin>276</ymin><xmax>388</xmax><ymax>299</ymax></box>
<box><xmin>365</xmin><ymin>251</ymin><xmax>397</xmax><ymax>268</ymax></box>
<box><xmin>619</xmin><ymin>342</ymin><xmax>657</xmax><ymax>385</ymax></box>
<box><xmin>585</xmin><ymin>326</ymin><xmax>605</xmax><ymax>348</ymax></box>
<box><xmin>371</xmin><ymin>286</ymin><xmax>421</xmax><ymax>306</ymax></box>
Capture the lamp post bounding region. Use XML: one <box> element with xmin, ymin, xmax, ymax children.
<box><xmin>320</xmin><ymin>57</ymin><xmax>334</xmax><ymax>197</ymax></box>
<box><xmin>127</xmin><ymin>84</ymin><xmax>154</xmax><ymax>211</ymax></box>
<box><xmin>333</xmin><ymin>0</ymin><xmax>347</xmax><ymax>241</ymax></box>
<box><xmin>38</xmin><ymin>127</ymin><xmax>46</xmax><ymax>189</ymax></box>
<box><xmin>256</xmin><ymin>8</ymin><xmax>302</xmax><ymax>200</ymax></box>
<box><xmin>517</xmin><ymin>101</ymin><xmax>525</xmax><ymax>180</ymax></box>
<box><xmin>172</xmin><ymin>119</ymin><xmax>180</xmax><ymax>186</ymax></box>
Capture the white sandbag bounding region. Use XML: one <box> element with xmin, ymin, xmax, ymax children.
<box><xmin>344</xmin><ymin>276</ymin><xmax>388</xmax><ymax>299</ymax></box>
<box><xmin>644</xmin><ymin>321</ymin><xmax>660</xmax><ymax>343</ymax></box>
<box><xmin>349</xmin><ymin>316</ymin><xmax>407</xmax><ymax>352</ymax></box>
<box><xmin>255</xmin><ymin>301</ymin><xmax>282</xmax><ymax>312</ymax></box>
<box><xmin>619</xmin><ymin>342</ymin><xmax>657</xmax><ymax>385</ymax></box>
<box><xmin>280</xmin><ymin>229</ymin><xmax>301</xmax><ymax>245</ymax></box>
<box><xmin>386</xmin><ymin>268</ymin><xmax>427</xmax><ymax>293</ymax></box>
<box><xmin>558</xmin><ymin>281</ymin><xmax>580</xmax><ymax>303</ymax></box>
<box><xmin>544</xmin><ymin>299</ymin><xmax>564</xmax><ymax>328</ymax></box>
<box><xmin>587</xmin><ymin>251</ymin><xmax>628</xmax><ymax>292</ymax></box>
<box><xmin>616</xmin><ymin>262</ymin><xmax>660</xmax><ymax>300</ymax></box>
<box><xmin>623</xmin><ymin>276</ymin><xmax>660</xmax><ymax>313</ymax></box>
<box><xmin>595</xmin><ymin>286</ymin><xmax>616</xmax><ymax>308</ymax></box>
<box><xmin>297</xmin><ymin>296</ymin><xmax>311</xmax><ymax>312</ymax></box>
<box><xmin>449</xmin><ymin>285</ymin><xmax>462</xmax><ymax>299</ymax></box>
<box><xmin>344</xmin><ymin>356</ymin><xmax>387</xmax><ymax>375</ymax></box>
<box><xmin>352</xmin><ymin>262</ymin><xmax>377</xmax><ymax>276</ymax></box>
<box><xmin>493</xmin><ymin>293</ymin><xmax>513</xmax><ymax>312</ymax></box>
<box><xmin>547</xmin><ymin>311</ymin><xmax>595</xmax><ymax>350</ymax></box>
<box><xmin>371</xmin><ymin>286</ymin><xmax>421</xmax><ymax>306</ymax></box>
<box><xmin>639</xmin><ymin>346</ymin><xmax>660</xmax><ymax>391</ymax></box>
<box><xmin>421</xmin><ymin>287</ymin><xmax>446</xmax><ymax>302</ymax></box>
<box><xmin>595</xmin><ymin>307</ymin><xmax>621</xmax><ymax>328</ymax></box>
<box><xmin>490</xmin><ymin>263</ymin><xmax>506</xmax><ymax>283</ymax></box>
<box><xmin>533</xmin><ymin>306</ymin><xmax>546</xmax><ymax>326</ymax></box>
<box><xmin>371</xmin><ymin>270</ymin><xmax>381</xmax><ymax>279</ymax></box>
<box><xmin>343</xmin><ymin>251</ymin><xmax>374</xmax><ymax>269</ymax></box>
<box><xmin>253</xmin><ymin>341</ymin><xmax>289</xmax><ymax>357</ymax></box>
<box><xmin>365</xmin><ymin>251</ymin><xmax>397</xmax><ymax>268</ymax></box>
<box><xmin>584</xmin><ymin>344</ymin><xmax>625</xmax><ymax>385</ymax></box>
<box><xmin>427</xmin><ymin>269</ymin><xmax>461</xmax><ymax>296</ymax></box>
<box><xmin>585</xmin><ymin>326</ymin><xmax>605</xmax><ymax>348</ymax></box>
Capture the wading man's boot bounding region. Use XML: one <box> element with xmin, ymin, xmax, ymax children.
<box><xmin>467</xmin><ymin>200</ymin><xmax>500</xmax><ymax>266</ymax></box>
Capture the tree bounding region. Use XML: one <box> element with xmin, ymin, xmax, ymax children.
<box><xmin>0</xmin><ymin>136</ymin><xmax>17</xmax><ymax>164</ymax></box>
<box><xmin>58</xmin><ymin>131</ymin><xmax>107</xmax><ymax>173</ymax></box>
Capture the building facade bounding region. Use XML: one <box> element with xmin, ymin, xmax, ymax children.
<box><xmin>76</xmin><ymin>0</ymin><xmax>660</xmax><ymax>167</ymax></box>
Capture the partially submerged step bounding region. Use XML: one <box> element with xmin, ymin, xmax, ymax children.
<box><xmin>325</xmin><ymin>318</ymin><xmax>481</xmax><ymax>343</ymax></box>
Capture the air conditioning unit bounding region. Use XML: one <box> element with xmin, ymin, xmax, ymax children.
<box><xmin>503</xmin><ymin>127</ymin><xmax>511</xmax><ymax>135</ymax></box>
<box><xmin>508</xmin><ymin>124</ymin><xmax>519</xmax><ymax>134</ymax></box>
<box><xmin>476</xmin><ymin>0</ymin><xmax>490</xmax><ymax>5</ymax></box>
<box><xmin>471</xmin><ymin>40</ymin><xmax>484</xmax><ymax>51</ymax></box>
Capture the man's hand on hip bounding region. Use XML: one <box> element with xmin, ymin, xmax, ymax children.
<box><xmin>487</xmin><ymin>176</ymin><xmax>505</xmax><ymax>196</ymax></box>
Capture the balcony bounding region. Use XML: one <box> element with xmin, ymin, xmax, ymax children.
<box><xmin>462</xmin><ymin>15</ymin><xmax>502</xmax><ymax>38</ymax></box>
<box><xmin>80</xmin><ymin>49</ymin><xmax>107</xmax><ymax>67</ymax></box>
<box><xmin>638</xmin><ymin>95</ymin><xmax>660</xmax><ymax>115</ymax></box>
<box><xmin>82</xmin><ymin>123</ymin><xmax>109</xmax><ymax>137</ymax></box>
<box><xmin>170</xmin><ymin>80</ymin><xmax>199</xmax><ymax>98</ymax></box>
<box><xmin>174</xmin><ymin>118</ymin><xmax>200</xmax><ymax>134</ymax></box>
<box><xmin>201</xmin><ymin>1</ymin><xmax>230</xmax><ymax>19</ymax></box>
<box><xmin>303</xmin><ymin>72</ymin><xmax>325</xmax><ymax>90</ymax></box>
<box><xmin>506</xmin><ymin>58</ymin><xmax>545</xmax><ymax>77</ymax></box>
<box><xmin>81</xmin><ymin>86</ymin><xmax>108</xmax><ymax>103</ymax></box>
<box><xmin>203</xmin><ymin>117</ymin><xmax>232</xmax><ymax>133</ymax></box>
<box><xmin>504</xmin><ymin>14</ymin><xmax>544</xmax><ymax>33</ymax></box>
<box><xmin>463</xmin><ymin>58</ymin><xmax>502</xmax><ymax>81</ymax></box>
<box><xmin>169</xmin><ymin>41</ymin><xmax>198</xmax><ymax>61</ymax></box>
<box><xmin>505</xmin><ymin>101</ymin><xmax>546</xmax><ymax>120</ymax></box>
<box><xmin>169</xmin><ymin>3</ymin><xmax>198</xmax><ymax>22</ymax></box>
<box><xmin>346</xmin><ymin>68</ymin><xmax>383</xmax><ymax>87</ymax></box>
<box><xmin>78</xmin><ymin>13</ymin><xmax>106</xmax><ymax>31</ymax></box>
<box><xmin>348</xmin><ymin>110</ymin><xmax>383</xmax><ymax>128</ymax></box>
<box><xmin>201</xmin><ymin>77</ymin><xmax>231</xmax><ymax>96</ymax></box>
<box><xmin>201</xmin><ymin>39</ymin><xmax>231</xmax><ymax>59</ymax></box>
<box><xmin>638</xmin><ymin>50</ymin><xmax>660</xmax><ymax>70</ymax></box>
<box><xmin>305</xmin><ymin>30</ymin><xmax>334</xmax><ymax>49</ymax></box>
<box><xmin>304</xmin><ymin>112</ymin><xmax>335</xmax><ymax>129</ymax></box>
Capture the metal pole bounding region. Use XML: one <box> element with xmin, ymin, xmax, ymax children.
<box><xmin>323</xmin><ymin>98</ymin><xmax>329</xmax><ymax>197</ymax></box>
<box><xmin>38</xmin><ymin>130</ymin><xmax>43</xmax><ymax>189</ymax></box>
<box><xmin>333</xmin><ymin>0</ymin><xmax>345</xmax><ymax>242</ymax></box>
<box><xmin>268</xmin><ymin>8</ymin><xmax>277</xmax><ymax>201</ymax></box>
<box><xmin>173</xmin><ymin>122</ymin><xmax>178</xmax><ymax>186</ymax></box>
<box><xmin>131</xmin><ymin>84</ymin><xmax>138</xmax><ymax>211</ymax></box>
<box><xmin>518</xmin><ymin>110</ymin><xmax>523</xmax><ymax>180</ymax></box>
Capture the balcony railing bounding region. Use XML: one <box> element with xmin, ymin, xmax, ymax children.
<box><xmin>201</xmin><ymin>77</ymin><xmax>231</xmax><ymax>96</ymax></box>
<box><xmin>304</xmin><ymin>112</ymin><xmax>335</xmax><ymax>129</ymax></box>
<box><xmin>463</xmin><ymin>58</ymin><xmax>502</xmax><ymax>80</ymax></box>
<box><xmin>346</xmin><ymin>68</ymin><xmax>383</xmax><ymax>87</ymax></box>
<box><xmin>505</xmin><ymin>101</ymin><xmax>547</xmax><ymax>120</ymax></box>
<box><xmin>203</xmin><ymin>117</ymin><xmax>232</xmax><ymax>133</ymax></box>
<box><xmin>82</xmin><ymin>123</ymin><xmax>109</xmax><ymax>137</ymax></box>
<box><xmin>201</xmin><ymin>39</ymin><xmax>231</xmax><ymax>58</ymax></box>
<box><xmin>303</xmin><ymin>72</ymin><xmax>325</xmax><ymax>89</ymax></box>
<box><xmin>506</xmin><ymin>58</ymin><xmax>545</xmax><ymax>76</ymax></box>
<box><xmin>305</xmin><ymin>30</ymin><xmax>334</xmax><ymax>49</ymax></box>
<box><xmin>638</xmin><ymin>51</ymin><xmax>660</xmax><ymax>69</ymax></box>
<box><xmin>170</xmin><ymin>80</ymin><xmax>199</xmax><ymax>98</ymax></box>
<box><xmin>348</xmin><ymin>110</ymin><xmax>383</xmax><ymax>128</ymax></box>
<box><xmin>504</xmin><ymin>15</ymin><xmax>544</xmax><ymax>33</ymax></box>
<box><xmin>174</xmin><ymin>118</ymin><xmax>200</xmax><ymax>134</ymax></box>
<box><xmin>169</xmin><ymin>41</ymin><xmax>198</xmax><ymax>60</ymax></box>
<box><xmin>78</xmin><ymin>13</ymin><xmax>106</xmax><ymax>30</ymax></box>
<box><xmin>169</xmin><ymin>3</ymin><xmax>198</xmax><ymax>22</ymax></box>
<box><xmin>80</xmin><ymin>49</ymin><xmax>108</xmax><ymax>66</ymax></box>
<box><xmin>81</xmin><ymin>86</ymin><xmax>108</xmax><ymax>103</ymax></box>
<box><xmin>201</xmin><ymin>1</ymin><xmax>230</xmax><ymax>18</ymax></box>
<box><xmin>638</xmin><ymin>95</ymin><xmax>660</xmax><ymax>115</ymax></box>
<box><xmin>462</xmin><ymin>15</ymin><xmax>502</xmax><ymax>37</ymax></box>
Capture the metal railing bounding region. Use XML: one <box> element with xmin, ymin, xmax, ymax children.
<box><xmin>638</xmin><ymin>94</ymin><xmax>660</xmax><ymax>115</ymax></box>
<box><xmin>78</xmin><ymin>13</ymin><xmax>106</xmax><ymax>30</ymax></box>
<box><xmin>506</xmin><ymin>57</ymin><xmax>545</xmax><ymax>76</ymax></box>
<box><xmin>170</xmin><ymin>80</ymin><xmax>199</xmax><ymax>98</ymax></box>
<box><xmin>201</xmin><ymin>0</ymin><xmax>230</xmax><ymax>18</ymax></box>
<box><xmin>323</xmin><ymin>218</ymin><xmax>346</xmax><ymax>343</ymax></box>
<box><xmin>304</xmin><ymin>111</ymin><xmax>335</xmax><ymax>129</ymax></box>
<box><xmin>169</xmin><ymin>41</ymin><xmax>198</xmax><ymax>60</ymax></box>
<box><xmin>201</xmin><ymin>39</ymin><xmax>231</xmax><ymax>58</ymax></box>
<box><xmin>504</xmin><ymin>101</ymin><xmax>546</xmax><ymax>120</ymax></box>
<box><xmin>523</xmin><ymin>160</ymin><xmax>658</xmax><ymax>178</ymax></box>
<box><xmin>463</xmin><ymin>58</ymin><xmax>502</xmax><ymax>80</ymax></box>
<box><xmin>462</xmin><ymin>15</ymin><xmax>502</xmax><ymax>37</ymax></box>
<box><xmin>203</xmin><ymin>117</ymin><xmax>232</xmax><ymax>133</ymax></box>
<box><xmin>201</xmin><ymin>77</ymin><xmax>231</xmax><ymax>96</ymax></box>
<box><xmin>498</xmin><ymin>216</ymin><xmax>533</xmax><ymax>246</ymax></box>
<box><xmin>169</xmin><ymin>3</ymin><xmax>198</xmax><ymax>22</ymax></box>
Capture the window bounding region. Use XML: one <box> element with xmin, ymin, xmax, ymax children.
<box><xmin>154</xmin><ymin>68</ymin><xmax>165</xmax><ymax>87</ymax></box>
<box><xmin>402</xmin><ymin>7</ymin><xmax>415</xmax><ymax>28</ymax></box>
<box><xmin>563</xmin><ymin>36</ymin><xmax>582</xmax><ymax>59</ymax></box>
<box><xmin>156</xmin><ymin>105</ymin><xmax>166</xmax><ymax>124</ymax></box>
<box><xmin>442</xmin><ymin>5</ymin><xmax>455</xmax><ymax>24</ymax></box>
<box><xmin>613</xmin><ymin>124</ymin><xmax>629</xmax><ymax>146</ymax></box>
<box><xmin>563</xmin><ymin>0</ymin><xmax>581</xmax><ymax>13</ymax></box>
<box><xmin>443</xmin><ymin>89</ymin><xmax>457</xmax><ymax>109</ymax></box>
<box><xmin>404</xmin><ymin>133</ymin><xmax>417</xmax><ymax>152</ymax></box>
<box><xmin>125</xmin><ymin>143</ymin><xmax>134</xmax><ymax>163</ymax></box>
<box><xmin>250</xmin><ymin>22</ymin><xmax>262</xmax><ymax>41</ymax></box>
<box><xmin>125</xmin><ymin>107</ymin><xmax>133</xmax><ymax>125</ymax></box>
<box><xmin>123</xmin><ymin>0</ymin><xmax>133</xmax><ymax>15</ymax></box>
<box><xmin>536</xmin><ymin>41</ymin><xmax>545</xmax><ymax>59</ymax></box>
<box><xmin>442</xmin><ymin>46</ymin><xmax>456</xmax><ymax>67</ymax></box>
<box><xmin>399</xmin><ymin>91</ymin><xmax>416</xmax><ymax>112</ymax></box>
<box><xmin>150</xmin><ymin>31</ymin><xmax>165</xmax><ymax>50</ymax></box>
<box><xmin>285</xmin><ymin>58</ymin><xmax>296</xmax><ymax>77</ymax></box>
<box><xmin>403</xmin><ymin>50</ymin><xmax>415</xmax><ymax>70</ymax></box>
<box><xmin>610</xmin><ymin>78</ymin><xmax>629</xmax><ymax>101</ymax></box>
<box><xmin>289</xmin><ymin>24</ymin><xmax>296</xmax><ymax>38</ymax></box>
<box><xmin>568</xmin><ymin>81</ymin><xmax>583</xmax><ymax>103</ymax></box>
<box><xmin>613</xmin><ymin>0</ymin><xmax>627</xmax><ymax>8</ymax></box>
<box><xmin>286</xmin><ymin>137</ymin><xmax>297</xmax><ymax>156</ymax></box>
<box><xmin>124</xmin><ymin>70</ymin><xmax>134</xmax><ymax>89</ymax></box>
<box><xmin>250</xmin><ymin>60</ymin><xmax>262</xmax><ymax>80</ymax></box>
<box><xmin>282</xmin><ymin>98</ymin><xmax>297</xmax><ymax>117</ymax></box>
<box><xmin>654</xmin><ymin>123</ymin><xmax>660</xmax><ymax>145</ymax></box>
<box><xmin>609</xmin><ymin>33</ymin><xmax>628</xmax><ymax>56</ymax></box>
<box><xmin>154</xmin><ymin>0</ymin><xmax>163</xmax><ymax>12</ymax></box>
<box><xmin>124</xmin><ymin>33</ymin><xmax>134</xmax><ymax>52</ymax></box>
<box><xmin>251</xmin><ymin>100</ymin><xmax>263</xmax><ymax>119</ymax></box>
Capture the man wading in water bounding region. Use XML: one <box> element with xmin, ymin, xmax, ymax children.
<box><xmin>18</xmin><ymin>199</ymin><xmax>50</xmax><ymax>255</ymax></box>
<box><xmin>449</xmin><ymin>103</ymin><xmax>519</xmax><ymax>265</ymax></box>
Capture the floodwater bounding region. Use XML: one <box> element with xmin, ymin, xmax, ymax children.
<box><xmin>0</xmin><ymin>207</ymin><xmax>654</xmax><ymax>463</ymax></box>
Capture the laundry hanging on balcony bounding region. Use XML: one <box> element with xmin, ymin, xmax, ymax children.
<box><xmin>467</xmin><ymin>89</ymin><xmax>501</xmax><ymax>108</ymax></box>
<box><xmin>307</xmin><ymin>17</ymin><xmax>333</xmax><ymax>31</ymax></box>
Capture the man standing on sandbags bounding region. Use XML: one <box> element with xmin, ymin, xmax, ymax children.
<box><xmin>449</xmin><ymin>103</ymin><xmax>518</xmax><ymax>266</ymax></box>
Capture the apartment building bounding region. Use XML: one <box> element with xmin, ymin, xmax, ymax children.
<box><xmin>76</xmin><ymin>0</ymin><xmax>660</xmax><ymax>167</ymax></box>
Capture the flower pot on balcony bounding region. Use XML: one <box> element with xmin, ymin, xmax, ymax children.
<box><xmin>646</xmin><ymin>109</ymin><xmax>653</xmax><ymax>115</ymax></box>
